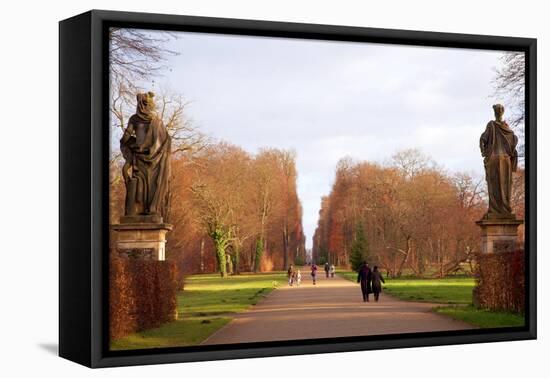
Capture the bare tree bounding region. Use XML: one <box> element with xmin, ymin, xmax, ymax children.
<box><xmin>278</xmin><ymin>149</ymin><xmax>298</xmax><ymax>270</ymax></box>
<box><xmin>156</xmin><ymin>89</ymin><xmax>210</xmax><ymax>156</ymax></box>
<box><xmin>452</xmin><ymin>172</ymin><xmax>485</xmax><ymax>210</ymax></box>
<box><xmin>189</xmin><ymin>144</ymin><xmax>251</xmax><ymax>277</ymax></box>
<box><xmin>190</xmin><ymin>180</ymin><xmax>234</xmax><ymax>278</ymax></box>
<box><xmin>109</xmin><ymin>28</ymin><xmax>178</xmax><ymax>88</ymax></box>
<box><xmin>493</xmin><ymin>52</ymin><xmax>525</xmax><ymax>157</ymax></box>
<box><xmin>250</xmin><ymin>150</ymin><xmax>277</xmax><ymax>272</ymax></box>
<box><xmin>391</xmin><ymin>148</ymin><xmax>437</xmax><ymax>180</ymax></box>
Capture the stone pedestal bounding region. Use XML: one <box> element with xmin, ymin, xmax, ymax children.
<box><xmin>112</xmin><ymin>216</ymin><xmax>173</xmax><ymax>260</ymax></box>
<box><xmin>476</xmin><ymin>216</ymin><xmax>523</xmax><ymax>254</ymax></box>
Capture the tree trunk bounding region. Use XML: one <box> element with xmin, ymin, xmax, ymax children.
<box><xmin>215</xmin><ymin>243</ymin><xmax>227</xmax><ymax>278</ymax></box>
<box><xmin>254</xmin><ymin>236</ymin><xmax>263</xmax><ymax>273</ymax></box>
<box><xmin>226</xmin><ymin>253</ymin><xmax>233</xmax><ymax>275</ymax></box>
<box><xmin>234</xmin><ymin>244</ymin><xmax>241</xmax><ymax>275</ymax></box>
<box><xmin>211</xmin><ymin>233</ymin><xmax>228</xmax><ymax>278</ymax></box>
<box><xmin>199</xmin><ymin>238</ymin><xmax>205</xmax><ymax>273</ymax></box>
<box><xmin>214</xmin><ymin>241</ymin><xmax>227</xmax><ymax>278</ymax></box>
<box><xmin>396</xmin><ymin>237</ymin><xmax>412</xmax><ymax>277</ymax></box>
<box><xmin>282</xmin><ymin>226</ymin><xmax>289</xmax><ymax>270</ymax></box>
<box><xmin>438</xmin><ymin>249</ymin><xmax>444</xmax><ymax>278</ymax></box>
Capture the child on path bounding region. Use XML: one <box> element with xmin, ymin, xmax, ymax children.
<box><xmin>329</xmin><ymin>264</ymin><xmax>335</xmax><ymax>278</ymax></box>
<box><xmin>296</xmin><ymin>269</ymin><xmax>302</xmax><ymax>286</ymax></box>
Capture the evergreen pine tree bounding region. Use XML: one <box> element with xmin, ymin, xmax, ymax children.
<box><xmin>350</xmin><ymin>223</ymin><xmax>369</xmax><ymax>271</ymax></box>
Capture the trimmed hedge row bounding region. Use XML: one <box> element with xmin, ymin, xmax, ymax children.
<box><xmin>110</xmin><ymin>257</ymin><xmax>179</xmax><ymax>340</ymax></box>
<box><xmin>473</xmin><ymin>249</ymin><xmax>524</xmax><ymax>314</ymax></box>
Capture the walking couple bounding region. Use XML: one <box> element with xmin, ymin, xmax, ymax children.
<box><xmin>357</xmin><ymin>261</ymin><xmax>385</xmax><ymax>302</ymax></box>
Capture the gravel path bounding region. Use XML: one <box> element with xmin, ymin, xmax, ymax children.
<box><xmin>202</xmin><ymin>273</ymin><xmax>475</xmax><ymax>345</ymax></box>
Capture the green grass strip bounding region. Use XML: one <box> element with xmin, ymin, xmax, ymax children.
<box><xmin>111</xmin><ymin>272</ymin><xmax>287</xmax><ymax>350</ymax></box>
<box><xmin>338</xmin><ymin>271</ymin><xmax>475</xmax><ymax>304</ymax></box>
<box><xmin>434</xmin><ymin>305</ymin><xmax>525</xmax><ymax>328</ymax></box>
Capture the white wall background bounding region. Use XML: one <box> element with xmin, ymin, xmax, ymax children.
<box><xmin>0</xmin><ymin>0</ymin><xmax>547</xmax><ymax>376</ymax></box>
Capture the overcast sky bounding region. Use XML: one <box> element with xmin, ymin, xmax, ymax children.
<box><xmin>130</xmin><ymin>30</ymin><xmax>513</xmax><ymax>250</ymax></box>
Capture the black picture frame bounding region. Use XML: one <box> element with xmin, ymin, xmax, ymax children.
<box><xmin>59</xmin><ymin>9</ymin><xmax>537</xmax><ymax>368</ymax></box>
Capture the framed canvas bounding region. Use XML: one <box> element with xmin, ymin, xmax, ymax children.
<box><xmin>59</xmin><ymin>10</ymin><xmax>537</xmax><ymax>368</ymax></box>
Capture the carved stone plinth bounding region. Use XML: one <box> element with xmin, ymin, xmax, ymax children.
<box><xmin>111</xmin><ymin>219</ymin><xmax>173</xmax><ymax>261</ymax></box>
<box><xmin>476</xmin><ymin>216</ymin><xmax>523</xmax><ymax>254</ymax></box>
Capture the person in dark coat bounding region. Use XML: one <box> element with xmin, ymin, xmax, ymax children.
<box><xmin>311</xmin><ymin>264</ymin><xmax>318</xmax><ymax>285</ymax></box>
<box><xmin>371</xmin><ymin>266</ymin><xmax>385</xmax><ymax>302</ymax></box>
<box><xmin>356</xmin><ymin>261</ymin><xmax>372</xmax><ymax>302</ymax></box>
<box><xmin>324</xmin><ymin>262</ymin><xmax>330</xmax><ymax>278</ymax></box>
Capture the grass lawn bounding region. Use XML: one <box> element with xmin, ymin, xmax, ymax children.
<box><xmin>338</xmin><ymin>271</ymin><xmax>523</xmax><ymax>328</ymax></box>
<box><xmin>338</xmin><ymin>271</ymin><xmax>474</xmax><ymax>304</ymax></box>
<box><xmin>434</xmin><ymin>306</ymin><xmax>525</xmax><ymax>328</ymax></box>
<box><xmin>111</xmin><ymin>272</ymin><xmax>287</xmax><ymax>350</ymax></box>
<box><xmin>381</xmin><ymin>277</ymin><xmax>475</xmax><ymax>304</ymax></box>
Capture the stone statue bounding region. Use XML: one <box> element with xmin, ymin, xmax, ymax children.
<box><xmin>479</xmin><ymin>104</ymin><xmax>518</xmax><ymax>219</ymax></box>
<box><xmin>120</xmin><ymin>92</ymin><xmax>171</xmax><ymax>221</ymax></box>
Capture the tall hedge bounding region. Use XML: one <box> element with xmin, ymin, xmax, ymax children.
<box><xmin>110</xmin><ymin>257</ymin><xmax>179</xmax><ymax>341</ymax></box>
<box><xmin>473</xmin><ymin>249</ymin><xmax>524</xmax><ymax>314</ymax></box>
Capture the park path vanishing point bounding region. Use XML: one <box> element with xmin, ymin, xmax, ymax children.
<box><xmin>202</xmin><ymin>273</ymin><xmax>476</xmax><ymax>345</ymax></box>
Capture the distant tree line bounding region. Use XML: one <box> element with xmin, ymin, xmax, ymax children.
<box><xmin>312</xmin><ymin>149</ymin><xmax>524</xmax><ymax>277</ymax></box>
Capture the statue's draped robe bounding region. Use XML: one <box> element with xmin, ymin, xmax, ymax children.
<box><xmin>122</xmin><ymin>114</ymin><xmax>171</xmax><ymax>219</ymax></box>
<box><xmin>480</xmin><ymin>120</ymin><xmax>518</xmax><ymax>217</ymax></box>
